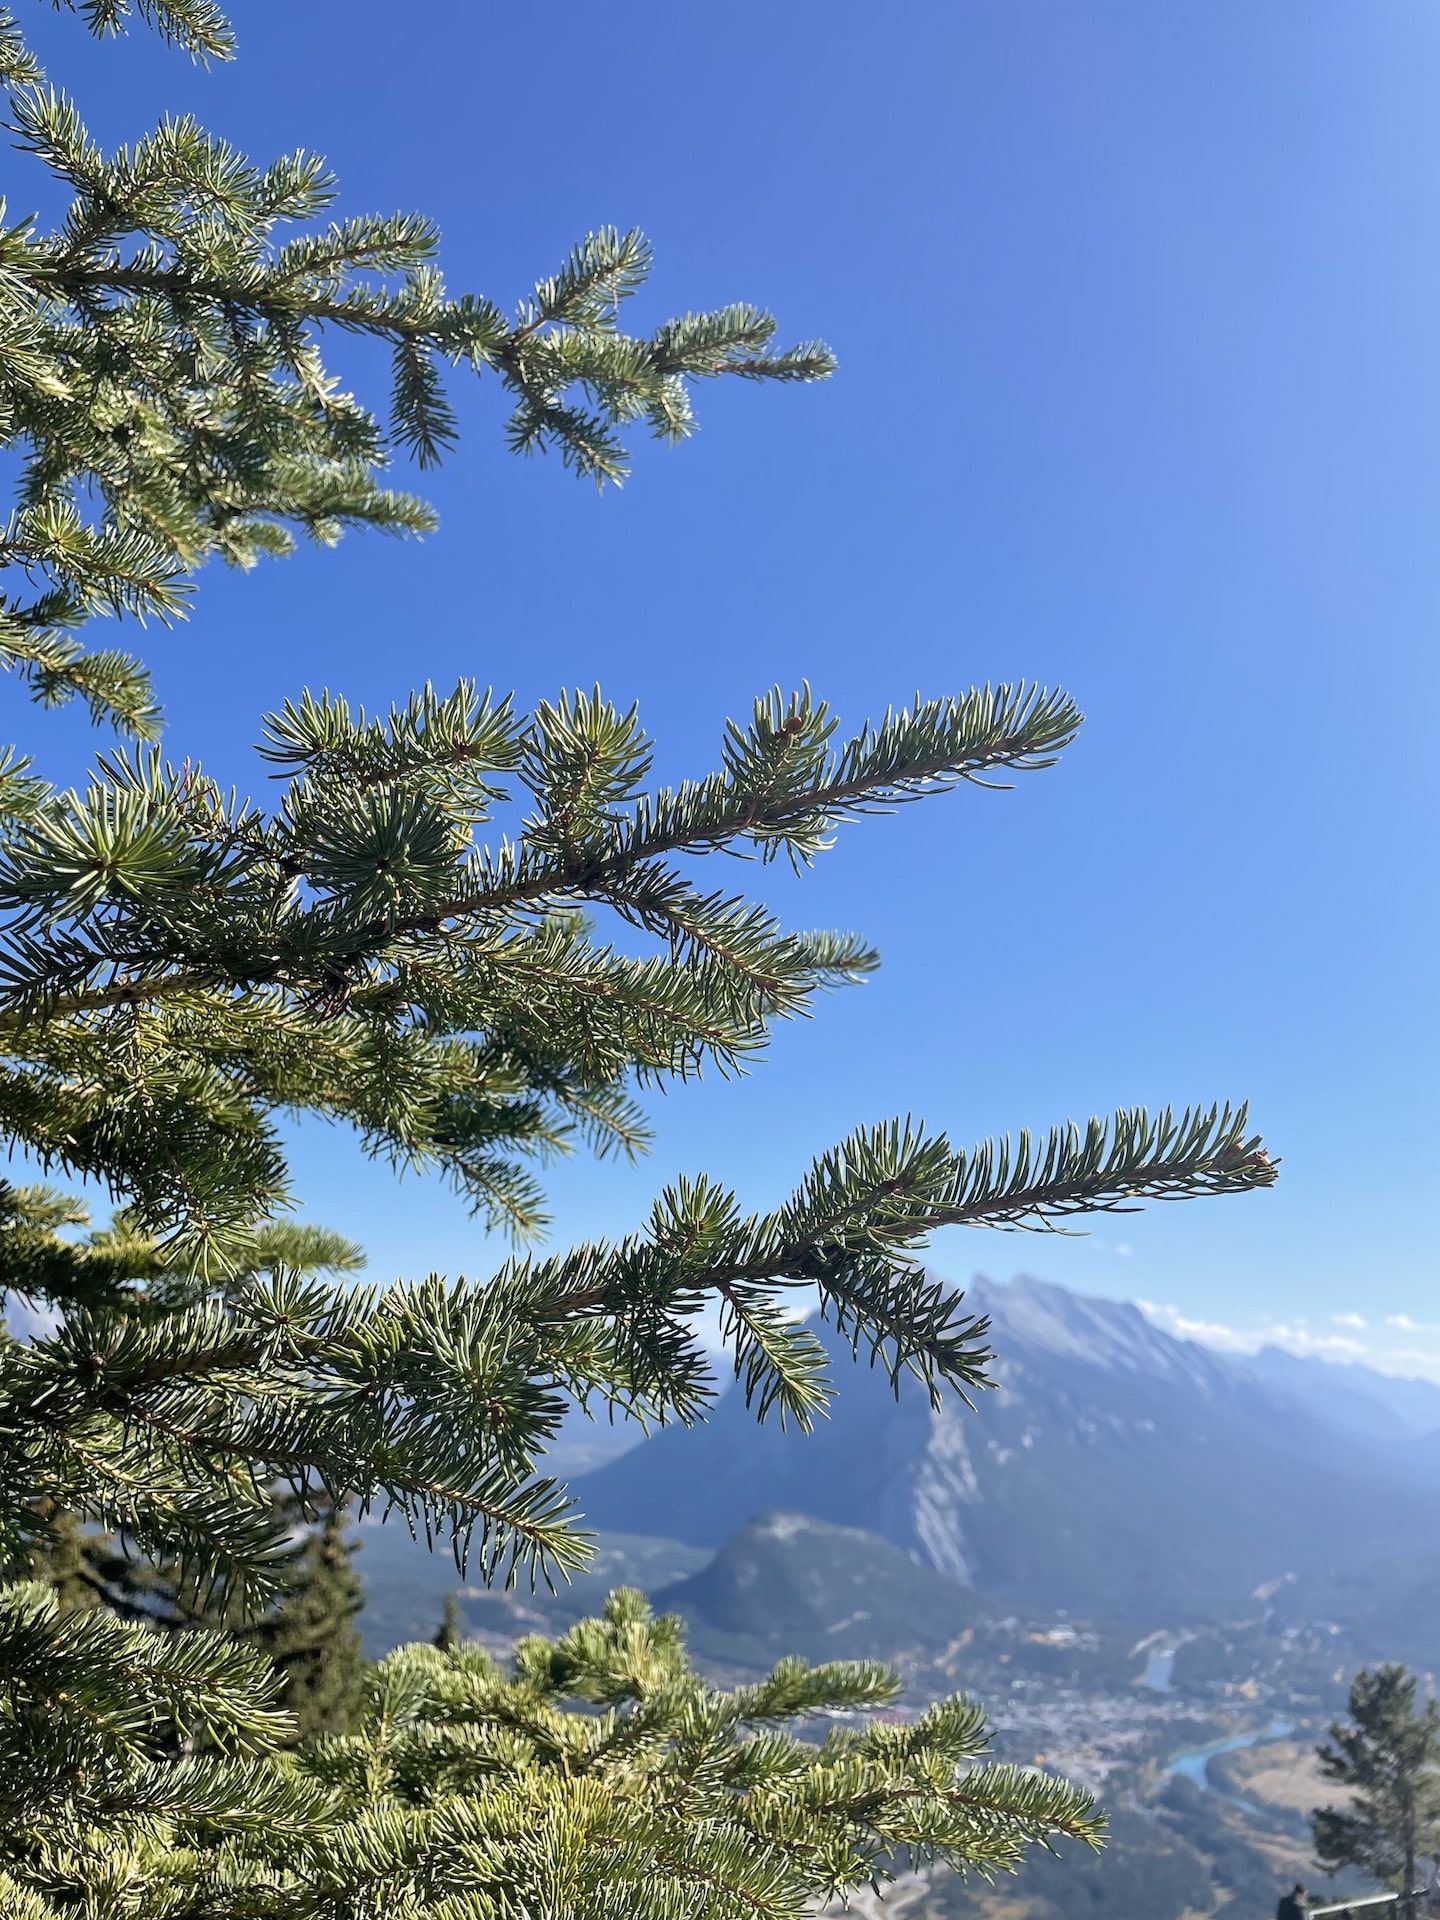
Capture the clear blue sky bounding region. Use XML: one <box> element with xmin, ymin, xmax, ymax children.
<box><xmin>18</xmin><ymin>2</ymin><xmax>1440</xmax><ymax>1373</ymax></box>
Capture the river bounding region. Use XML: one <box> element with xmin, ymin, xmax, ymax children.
<box><xmin>1143</xmin><ymin>1648</ymin><xmax>1176</xmax><ymax>1690</ymax></box>
<box><xmin>1165</xmin><ymin>1718</ymin><xmax>1295</xmax><ymax>1815</ymax></box>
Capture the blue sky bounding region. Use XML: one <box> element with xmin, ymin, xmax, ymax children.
<box><xmin>17</xmin><ymin>2</ymin><xmax>1440</xmax><ymax>1375</ymax></box>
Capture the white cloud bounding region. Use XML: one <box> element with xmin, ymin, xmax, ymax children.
<box><xmin>1136</xmin><ymin>1301</ymin><xmax>1256</xmax><ymax>1352</ymax></box>
<box><xmin>1133</xmin><ymin>1298</ymin><xmax>1440</xmax><ymax>1383</ymax></box>
<box><xmin>1260</xmin><ymin>1322</ymin><xmax>1369</xmax><ymax>1361</ymax></box>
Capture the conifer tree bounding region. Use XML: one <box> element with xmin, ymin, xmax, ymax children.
<box><xmin>5</xmin><ymin>1588</ymin><xmax>1107</xmax><ymax>1918</ymax></box>
<box><xmin>28</xmin><ymin>1482</ymin><xmax>368</xmax><ymax>1740</ymax></box>
<box><xmin>253</xmin><ymin>1497</ymin><xmax>366</xmax><ymax>1741</ymax></box>
<box><xmin>1314</xmin><ymin>1665</ymin><xmax>1440</xmax><ymax>1915</ymax></box>
<box><xmin>434</xmin><ymin>1591</ymin><xmax>465</xmax><ymax>1655</ymax></box>
<box><xmin>5</xmin><ymin>1187</ymin><xmax>367</xmax><ymax>1634</ymax></box>
<box><xmin>0</xmin><ymin>3</ymin><xmax>1280</xmax><ymax>1912</ymax></box>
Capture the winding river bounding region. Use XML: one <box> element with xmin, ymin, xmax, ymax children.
<box><xmin>1165</xmin><ymin>1718</ymin><xmax>1295</xmax><ymax>1814</ymax></box>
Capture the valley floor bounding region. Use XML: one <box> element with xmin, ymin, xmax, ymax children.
<box><xmin>357</xmin><ymin>1519</ymin><xmax>1382</xmax><ymax>1920</ymax></box>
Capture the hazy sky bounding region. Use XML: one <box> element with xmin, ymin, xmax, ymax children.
<box><xmin>19</xmin><ymin>3</ymin><xmax>1440</xmax><ymax>1375</ymax></box>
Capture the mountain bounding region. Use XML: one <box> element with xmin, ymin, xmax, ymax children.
<box><xmin>540</xmin><ymin>1403</ymin><xmax>649</xmax><ymax>1477</ymax></box>
<box><xmin>574</xmin><ymin>1274</ymin><xmax>1440</xmax><ymax>1622</ymax></box>
<box><xmin>1243</xmin><ymin>1343</ymin><xmax>1440</xmax><ymax>1444</ymax></box>
<box><xmin>651</xmin><ymin>1511</ymin><xmax>985</xmax><ymax>1665</ymax></box>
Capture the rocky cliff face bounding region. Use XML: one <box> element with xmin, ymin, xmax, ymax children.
<box><xmin>574</xmin><ymin>1275</ymin><xmax>1440</xmax><ymax>1620</ymax></box>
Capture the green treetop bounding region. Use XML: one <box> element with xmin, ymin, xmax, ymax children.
<box><xmin>0</xmin><ymin>3</ymin><xmax>1278</xmax><ymax>1913</ymax></box>
<box><xmin>1314</xmin><ymin>1665</ymin><xmax>1440</xmax><ymax>1911</ymax></box>
<box><xmin>434</xmin><ymin>1591</ymin><xmax>465</xmax><ymax>1656</ymax></box>
<box><xmin>253</xmin><ymin>1497</ymin><xmax>366</xmax><ymax>1743</ymax></box>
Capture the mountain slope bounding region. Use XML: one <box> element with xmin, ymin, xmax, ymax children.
<box><xmin>574</xmin><ymin>1275</ymin><xmax>1440</xmax><ymax>1621</ymax></box>
<box><xmin>1244</xmin><ymin>1344</ymin><xmax>1440</xmax><ymax>1443</ymax></box>
<box><xmin>652</xmin><ymin>1511</ymin><xmax>984</xmax><ymax>1664</ymax></box>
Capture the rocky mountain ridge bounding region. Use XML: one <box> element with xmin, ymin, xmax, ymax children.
<box><xmin>574</xmin><ymin>1275</ymin><xmax>1440</xmax><ymax>1620</ymax></box>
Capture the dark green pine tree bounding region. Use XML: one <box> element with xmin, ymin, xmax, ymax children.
<box><xmin>1314</xmin><ymin>1666</ymin><xmax>1440</xmax><ymax>1914</ymax></box>
<box><xmin>254</xmin><ymin>1498</ymin><xmax>366</xmax><ymax>1741</ymax></box>
<box><xmin>433</xmin><ymin>1591</ymin><xmax>465</xmax><ymax>1654</ymax></box>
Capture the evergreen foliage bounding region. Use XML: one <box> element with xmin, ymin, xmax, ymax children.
<box><xmin>0</xmin><ymin>1</ymin><xmax>1281</xmax><ymax>1910</ymax></box>
<box><xmin>1313</xmin><ymin>1665</ymin><xmax>1440</xmax><ymax>1908</ymax></box>
<box><xmin>8</xmin><ymin>1589</ymin><xmax>1105</xmax><ymax>1918</ymax></box>
<box><xmin>0</xmin><ymin>5</ymin><xmax>833</xmax><ymax>737</ymax></box>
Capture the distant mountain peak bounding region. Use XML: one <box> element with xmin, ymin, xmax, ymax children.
<box><xmin>969</xmin><ymin>1273</ymin><xmax>1233</xmax><ymax>1395</ymax></box>
<box><xmin>1243</xmin><ymin>1342</ymin><xmax>1440</xmax><ymax>1441</ymax></box>
<box><xmin>576</xmin><ymin>1270</ymin><xmax>1440</xmax><ymax>1620</ymax></box>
